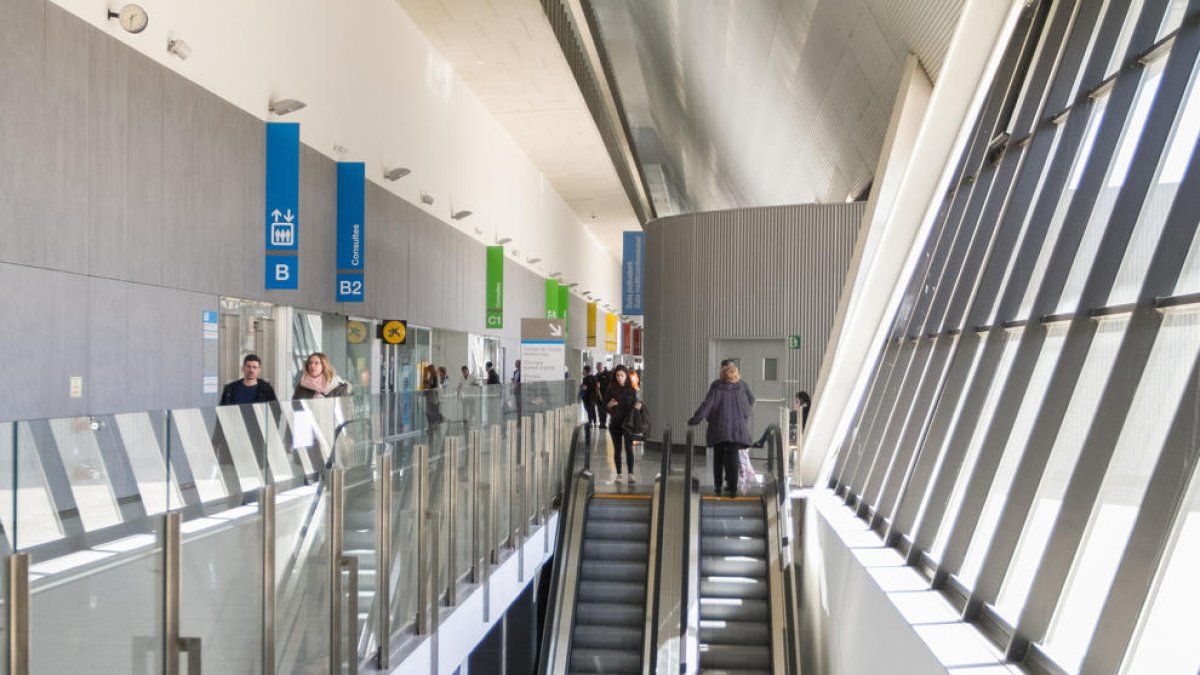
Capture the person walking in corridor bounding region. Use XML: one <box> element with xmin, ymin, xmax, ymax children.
<box><xmin>604</xmin><ymin>365</ymin><xmax>641</xmax><ymax>483</ymax></box>
<box><xmin>688</xmin><ymin>362</ymin><xmax>752</xmax><ymax>497</ymax></box>
<box><xmin>293</xmin><ymin>353</ymin><xmax>351</xmax><ymax>399</ymax></box>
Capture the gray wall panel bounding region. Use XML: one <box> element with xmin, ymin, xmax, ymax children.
<box><xmin>0</xmin><ymin>2</ymin><xmax>570</xmax><ymax>419</ymax></box>
<box><xmin>645</xmin><ymin>203</ymin><xmax>862</xmax><ymax>437</ymax></box>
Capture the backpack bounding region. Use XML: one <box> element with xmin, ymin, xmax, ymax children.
<box><xmin>623</xmin><ymin>405</ymin><xmax>651</xmax><ymax>439</ymax></box>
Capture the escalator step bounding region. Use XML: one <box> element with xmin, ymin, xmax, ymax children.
<box><xmin>586</xmin><ymin>521</ymin><xmax>651</xmax><ymax>541</ymax></box>
<box><xmin>575</xmin><ymin>602</ymin><xmax>645</xmax><ymax>626</ymax></box>
<box><xmin>701</xmin><ymin>501</ymin><xmax>762</xmax><ymax>518</ymax></box>
<box><xmin>698</xmin><ymin>643</ymin><xmax>770</xmax><ymax>669</ymax></box>
<box><xmin>700</xmin><ymin>536</ymin><xmax>766</xmax><ymax>557</ymax></box>
<box><xmin>580</xmin><ymin>560</ymin><xmax>647</xmax><ymax>583</ymax></box>
<box><xmin>572</xmin><ymin>624</ymin><xmax>643</xmax><ymax>651</ymax></box>
<box><xmin>589</xmin><ymin>503</ymin><xmax>651</xmax><ymax>521</ymax></box>
<box><xmin>700</xmin><ymin>556</ymin><xmax>766</xmax><ymax>578</ymax></box>
<box><xmin>583</xmin><ymin>541</ymin><xmax>649</xmax><ymax>562</ymax></box>
<box><xmin>699</xmin><ymin>619</ymin><xmax>770</xmax><ymax>645</ymax></box>
<box><xmin>700</xmin><ymin>576</ymin><xmax>769</xmax><ymax>599</ymax></box>
<box><xmin>701</xmin><ymin>518</ymin><xmax>765</xmax><ymax>537</ymax></box>
<box><xmin>569</xmin><ymin>648</ymin><xmax>640</xmax><ymax>674</ymax></box>
<box><xmin>697</xmin><ymin>670</ymin><xmax>771</xmax><ymax>675</ymax></box>
<box><xmin>579</xmin><ymin>581</ymin><xmax>645</xmax><ymax>604</ymax></box>
<box><xmin>699</xmin><ymin>597</ymin><xmax>769</xmax><ymax>622</ymax></box>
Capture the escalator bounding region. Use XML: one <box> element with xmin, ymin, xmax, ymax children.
<box><xmin>569</xmin><ymin>494</ymin><xmax>653</xmax><ymax>673</ymax></box>
<box><xmin>697</xmin><ymin>497</ymin><xmax>773</xmax><ymax>674</ymax></box>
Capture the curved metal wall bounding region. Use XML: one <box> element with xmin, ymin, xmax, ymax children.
<box><xmin>643</xmin><ymin>202</ymin><xmax>863</xmax><ymax>437</ymax></box>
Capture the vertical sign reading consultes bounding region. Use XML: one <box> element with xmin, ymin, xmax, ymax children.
<box><xmin>336</xmin><ymin>162</ymin><xmax>365</xmax><ymax>302</ymax></box>
<box><xmin>622</xmin><ymin>231</ymin><xmax>645</xmax><ymax>315</ymax></box>
<box><xmin>486</xmin><ymin>246</ymin><xmax>504</xmax><ymax>329</ymax></box>
<box><xmin>265</xmin><ymin>122</ymin><xmax>300</xmax><ymax>289</ymax></box>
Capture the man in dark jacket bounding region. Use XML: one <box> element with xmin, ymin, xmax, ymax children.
<box><xmin>688</xmin><ymin>363</ymin><xmax>752</xmax><ymax>497</ymax></box>
<box><xmin>595</xmin><ymin>362</ymin><xmax>610</xmax><ymax>428</ymax></box>
<box><xmin>220</xmin><ymin>354</ymin><xmax>278</xmax><ymax>405</ymax></box>
<box><xmin>485</xmin><ymin>361</ymin><xmax>501</xmax><ymax>385</ymax></box>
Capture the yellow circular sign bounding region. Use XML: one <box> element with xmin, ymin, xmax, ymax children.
<box><xmin>347</xmin><ymin>321</ymin><xmax>367</xmax><ymax>344</ymax></box>
<box><xmin>381</xmin><ymin>320</ymin><xmax>407</xmax><ymax>345</ymax></box>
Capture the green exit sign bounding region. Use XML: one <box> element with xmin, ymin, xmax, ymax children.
<box><xmin>788</xmin><ymin>335</ymin><xmax>801</xmax><ymax>349</ymax></box>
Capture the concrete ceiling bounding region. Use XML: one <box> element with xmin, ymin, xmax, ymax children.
<box><xmin>395</xmin><ymin>0</ymin><xmax>637</xmax><ymax>261</ymax></box>
<box><xmin>587</xmin><ymin>0</ymin><xmax>966</xmax><ymax>216</ymax></box>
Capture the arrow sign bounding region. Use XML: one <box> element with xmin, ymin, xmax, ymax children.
<box><xmin>549</xmin><ymin>323</ymin><xmax>563</xmax><ymax>337</ymax></box>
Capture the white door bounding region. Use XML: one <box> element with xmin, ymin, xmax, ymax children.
<box><xmin>712</xmin><ymin>338</ymin><xmax>787</xmax><ymax>442</ymax></box>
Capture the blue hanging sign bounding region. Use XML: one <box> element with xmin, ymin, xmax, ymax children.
<box><xmin>336</xmin><ymin>162</ymin><xmax>365</xmax><ymax>302</ymax></box>
<box><xmin>265</xmin><ymin>122</ymin><xmax>299</xmax><ymax>289</ymax></box>
<box><xmin>622</xmin><ymin>231</ymin><xmax>645</xmax><ymax>315</ymax></box>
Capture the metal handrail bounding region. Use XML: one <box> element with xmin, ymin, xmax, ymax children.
<box><xmin>681</xmin><ymin>428</ymin><xmax>695</xmax><ymax>636</ymax></box>
<box><xmin>647</xmin><ymin>426</ymin><xmax>671</xmax><ymax>673</ymax></box>
<box><xmin>765</xmin><ymin>423</ymin><xmax>803</xmax><ymax>673</ymax></box>
<box><xmin>536</xmin><ymin>423</ymin><xmax>590</xmax><ymax>675</ymax></box>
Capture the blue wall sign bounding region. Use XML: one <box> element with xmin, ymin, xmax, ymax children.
<box><xmin>622</xmin><ymin>231</ymin><xmax>645</xmax><ymax>315</ymax></box>
<box><xmin>265</xmin><ymin>122</ymin><xmax>299</xmax><ymax>289</ymax></box>
<box><xmin>336</xmin><ymin>162</ymin><xmax>365</xmax><ymax>302</ymax></box>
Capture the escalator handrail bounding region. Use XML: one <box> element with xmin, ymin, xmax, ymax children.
<box><xmin>537</xmin><ymin>423</ymin><xmax>591</xmax><ymax>675</ymax></box>
<box><xmin>766</xmin><ymin>422</ymin><xmax>803</xmax><ymax>674</ymax></box>
<box><xmin>646</xmin><ymin>426</ymin><xmax>671</xmax><ymax>674</ymax></box>
<box><xmin>681</xmin><ymin>428</ymin><xmax>696</xmax><ymax>642</ymax></box>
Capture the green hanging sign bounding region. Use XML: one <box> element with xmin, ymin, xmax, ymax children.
<box><xmin>558</xmin><ymin>284</ymin><xmax>570</xmax><ymax>335</ymax></box>
<box><xmin>545</xmin><ymin>279</ymin><xmax>561</xmax><ymax>319</ymax></box>
<box><xmin>486</xmin><ymin>246</ymin><xmax>504</xmax><ymax>329</ymax></box>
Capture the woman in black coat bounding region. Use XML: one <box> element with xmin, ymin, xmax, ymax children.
<box><xmin>604</xmin><ymin>365</ymin><xmax>642</xmax><ymax>483</ymax></box>
<box><xmin>688</xmin><ymin>363</ymin><xmax>752</xmax><ymax>497</ymax></box>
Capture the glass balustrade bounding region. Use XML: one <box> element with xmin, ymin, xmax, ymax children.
<box><xmin>0</xmin><ymin>380</ymin><xmax>580</xmax><ymax>674</ymax></box>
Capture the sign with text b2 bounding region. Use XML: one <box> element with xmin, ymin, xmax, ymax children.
<box><xmin>336</xmin><ymin>162</ymin><xmax>365</xmax><ymax>302</ymax></box>
<box><xmin>265</xmin><ymin>122</ymin><xmax>300</xmax><ymax>289</ymax></box>
<box><xmin>622</xmin><ymin>231</ymin><xmax>645</xmax><ymax>315</ymax></box>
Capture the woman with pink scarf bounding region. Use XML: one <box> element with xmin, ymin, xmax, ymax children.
<box><xmin>293</xmin><ymin>352</ymin><xmax>351</xmax><ymax>399</ymax></box>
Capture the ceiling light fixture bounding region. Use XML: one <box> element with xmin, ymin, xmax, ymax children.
<box><xmin>166</xmin><ymin>36</ymin><xmax>191</xmax><ymax>60</ymax></box>
<box><xmin>383</xmin><ymin>167</ymin><xmax>411</xmax><ymax>181</ymax></box>
<box><xmin>497</xmin><ymin>237</ymin><xmax>513</xmax><ymax>245</ymax></box>
<box><xmin>420</xmin><ymin>192</ymin><xmax>434</xmax><ymax>206</ymax></box>
<box><xmin>527</xmin><ymin>257</ymin><xmax>541</xmax><ymax>264</ymax></box>
<box><xmin>269</xmin><ymin>98</ymin><xmax>306</xmax><ymax>116</ymax></box>
<box><xmin>451</xmin><ymin>210</ymin><xmax>473</xmax><ymax>220</ymax></box>
<box><xmin>566</xmin><ymin>282</ymin><xmax>578</xmax><ymax>288</ymax></box>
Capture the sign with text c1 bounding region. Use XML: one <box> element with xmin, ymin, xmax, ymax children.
<box><xmin>336</xmin><ymin>162</ymin><xmax>365</xmax><ymax>302</ymax></box>
<box><xmin>486</xmin><ymin>246</ymin><xmax>504</xmax><ymax>329</ymax></box>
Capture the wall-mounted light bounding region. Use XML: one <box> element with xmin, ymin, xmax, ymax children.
<box><xmin>566</xmin><ymin>282</ymin><xmax>578</xmax><ymax>288</ymax></box>
<box><xmin>526</xmin><ymin>257</ymin><xmax>541</xmax><ymax>264</ymax></box>
<box><xmin>420</xmin><ymin>192</ymin><xmax>435</xmax><ymax>206</ymax></box>
<box><xmin>511</xmin><ymin>249</ymin><xmax>520</xmax><ymax>257</ymax></box>
<box><xmin>166</xmin><ymin>36</ymin><xmax>191</xmax><ymax>60</ymax></box>
<box><xmin>551</xmin><ymin>272</ymin><xmax>563</xmax><ymax>279</ymax></box>
<box><xmin>451</xmin><ymin>210</ymin><xmax>473</xmax><ymax>220</ymax></box>
<box><xmin>497</xmin><ymin>237</ymin><xmax>513</xmax><ymax>245</ymax></box>
<box><xmin>269</xmin><ymin>98</ymin><xmax>306</xmax><ymax>116</ymax></box>
<box><xmin>383</xmin><ymin>167</ymin><xmax>411</xmax><ymax>181</ymax></box>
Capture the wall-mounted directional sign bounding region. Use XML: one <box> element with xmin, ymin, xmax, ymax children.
<box><xmin>379</xmin><ymin>320</ymin><xmax>407</xmax><ymax>345</ymax></box>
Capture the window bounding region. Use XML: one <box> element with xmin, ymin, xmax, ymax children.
<box><xmin>763</xmin><ymin>357</ymin><xmax>778</xmax><ymax>382</ymax></box>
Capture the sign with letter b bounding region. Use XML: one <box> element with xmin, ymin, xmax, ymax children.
<box><xmin>266</xmin><ymin>256</ymin><xmax>298</xmax><ymax>289</ymax></box>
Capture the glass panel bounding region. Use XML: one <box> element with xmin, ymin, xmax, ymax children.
<box><xmin>172</xmin><ymin>409</ymin><xmax>231</xmax><ymax>504</ymax></box>
<box><xmin>1</xmin><ymin>423</ymin><xmax>63</xmax><ymax>549</ymax></box>
<box><xmin>960</xmin><ymin>324</ymin><xmax>1069</xmax><ymax>587</ymax></box>
<box><xmin>995</xmin><ymin>318</ymin><xmax>1129</xmax><ymax>620</ymax></box>
<box><xmin>389</xmin><ymin>433</ymin><xmax>419</xmax><ymax>639</ymax></box>
<box><xmin>1120</xmin><ymin>423</ymin><xmax>1200</xmax><ymax>674</ymax></box>
<box><xmin>1056</xmin><ymin>59</ymin><xmax>1166</xmax><ymax>315</ymax></box>
<box><xmin>114</xmin><ymin>411</ymin><xmax>181</xmax><ymax>516</ymax></box>
<box><xmin>49</xmin><ymin>417</ymin><xmax>122</xmax><ymax>532</ymax></box>
<box><xmin>1108</xmin><ymin>54</ymin><xmax>1200</xmax><ymax>305</ymax></box>
<box><xmin>1105</xmin><ymin>0</ymin><xmax>1148</xmax><ymax>78</ymax></box>
<box><xmin>275</xmin><ymin>481</ymin><xmax>331</xmax><ymax>671</ymax></box>
<box><xmin>1045</xmin><ymin>311</ymin><xmax>1200</xmax><ymax>670</ymax></box>
<box><xmin>763</xmin><ymin>358</ymin><xmax>778</xmax><ymax>382</ymax></box>
<box><xmin>1156</xmin><ymin>0</ymin><xmax>1188</xmax><ymax>41</ymax></box>
<box><xmin>1018</xmin><ymin>95</ymin><xmax>1109</xmax><ymax>319</ymax></box>
<box><xmin>932</xmin><ymin>329</ymin><xmax>1023</xmax><ymax>560</ymax></box>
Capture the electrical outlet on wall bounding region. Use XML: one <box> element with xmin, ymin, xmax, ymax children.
<box><xmin>69</xmin><ymin>376</ymin><xmax>83</xmax><ymax>398</ymax></box>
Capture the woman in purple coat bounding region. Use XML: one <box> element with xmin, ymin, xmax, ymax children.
<box><xmin>688</xmin><ymin>363</ymin><xmax>752</xmax><ymax>497</ymax></box>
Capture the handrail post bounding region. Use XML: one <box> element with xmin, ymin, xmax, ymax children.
<box><xmin>260</xmin><ymin>485</ymin><xmax>276</xmax><ymax>675</ymax></box>
<box><xmin>522</xmin><ymin>416</ymin><xmax>532</xmax><ymax>537</ymax></box>
<box><xmin>490</xmin><ymin>425</ymin><xmax>502</xmax><ymax>565</ymax></box>
<box><xmin>328</xmin><ymin>467</ymin><xmax>345</xmax><ymax>675</ymax></box>
<box><xmin>376</xmin><ymin>449</ymin><xmax>393</xmax><ymax>669</ymax></box>
<box><xmin>416</xmin><ymin>444</ymin><xmax>431</xmax><ymax>635</ymax></box>
<box><xmin>469</xmin><ymin>430</ymin><xmax>483</xmax><ymax>583</ymax></box>
<box><xmin>446</xmin><ymin>435</ymin><xmax>460</xmax><ymax>606</ymax></box>
<box><xmin>164</xmin><ymin>511</ymin><xmax>182</xmax><ymax>675</ymax></box>
<box><xmin>7</xmin><ymin>553</ymin><xmax>28</xmax><ymax>675</ymax></box>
